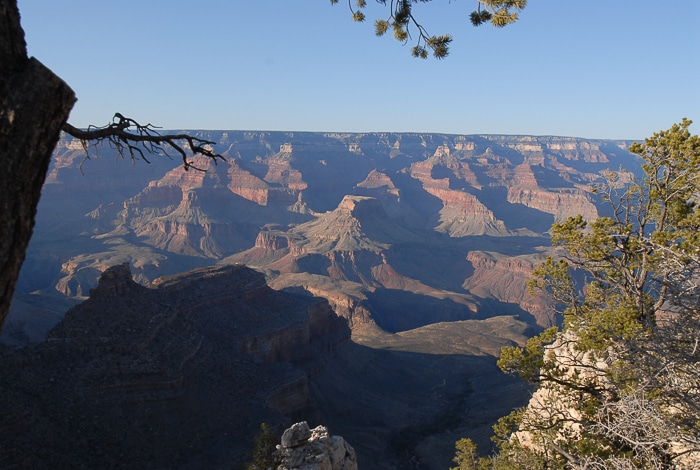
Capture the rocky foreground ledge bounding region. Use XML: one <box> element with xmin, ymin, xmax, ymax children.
<box><xmin>277</xmin><ymin>421</ymin><xmax>357</xmax><ymax>470</ymax></box>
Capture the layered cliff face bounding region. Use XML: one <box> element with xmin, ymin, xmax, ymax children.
<box><xmin>463</xmin><ymin>251</ymin><xmax>553</xmax><ymax>326</ymax></box>
<box><xmin>9</xmin><ymin>131</ymin><xmax>637</xmax><ymax>340</ymax></box>
<box><xmin>409</xmin><ymin>159</ymin><xmax>509</xmax><ymax>237</ymax></box>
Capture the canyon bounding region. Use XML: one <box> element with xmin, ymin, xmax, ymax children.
<box><xmin>1</xmin><ymin>131</ymin><xmax>639</xmax><ymax>468</ymax></box>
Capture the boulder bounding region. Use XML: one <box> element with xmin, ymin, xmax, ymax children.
<box><xmin>277</xmin><ymin>422</ymin><xmax>357</xmax><ymax>470</ymax></box>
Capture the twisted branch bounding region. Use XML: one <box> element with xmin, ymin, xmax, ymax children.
<box><xmin>62</xmin><ymin>113</ymin><xmax>224</xmax><ymax>171</ymax></box>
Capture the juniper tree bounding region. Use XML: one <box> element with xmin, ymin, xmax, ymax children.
<box><xmin>468</xmin><ymin>119</ymin><xmax>700</xmax><ymax>468</ymax></box>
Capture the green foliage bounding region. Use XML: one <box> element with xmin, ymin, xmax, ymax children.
<box><xmin>527</xmin><ymin>256</ymin><xmax>576</xmax><ymax>311</ymax></box>
<box><xmin>497</xmin><ymin>327</ymin><xmax>558</xmax><ymax>382</ymax></box>
<box><xmin>472</xmin><ymin>1</ymin><xmax>527</xmax><ymax>28</ymax></box>
<box><xmin>451</xmin><ymin>438</ymin><xmax>480</xmax><ymax>470</ymax></box>
<box><xmin>491</xmin><ymin>407</ymin><xmax>524</xmax><ymax>443</ymax></box>
<box><xmin>374</xmin><ymin>19</ymin><xmax>389</xmax><ymax>36</ymax></box>
<box><xmin>332</xmin><ymin>0</ymin><xmax>525</xmax><ymax>59</ymax></box>
<box><xmin>573</xmin><ymin>282</ymin><xmax>644</xmax><ymax>351</ymax></box>
<box><xmin>426</xmin><ymin>34</ymin><xmax>452</xmax><ymax>59</ymax></box>
<box><xmin>451</xmin><ymin>437</ymin><xmax>538</xmax><ymax>470</ymax></box>
<box><xmin>246</xmin><ymin>422</ymin><xmax>280</xmax><ymax>470</ymax></box>
<box><xmin>470</xmin><ymin>10</ymin><xmax>492</xmax><ymax>27</ymax></box>
<box><xmin>455</xmin><ymin>119</ymin><xmax>700</xmax><ymax>468</ymax></box>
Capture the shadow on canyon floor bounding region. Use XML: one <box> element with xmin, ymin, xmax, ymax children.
<box><xmin>0</xmin><ymin>264</ymin><xmax>531</xmax><ymax>470</ymax></box>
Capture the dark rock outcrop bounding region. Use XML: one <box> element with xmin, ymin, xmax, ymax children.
<box><xmin>0</xmin><ymin>263</ymin><xmax>350</xmax><ymax>469</ymax></box>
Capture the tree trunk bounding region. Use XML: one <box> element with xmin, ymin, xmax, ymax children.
<box><xmin>0</xmin><ymin>0</ymin><xmax>76</xmax><ymax>328</ymax></box>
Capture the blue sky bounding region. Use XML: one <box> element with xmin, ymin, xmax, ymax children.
<box><xmin>18</xmin><ymin>1</ymin><xmax>699</xmax><ymax>139</ymax></box>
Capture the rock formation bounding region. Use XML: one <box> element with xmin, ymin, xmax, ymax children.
<box><xmin>463</xmin><ymin>251</ymin><xmax>553</xmax><ymax>326</ymax></box>
<box><xmin>227</xmin><ymin>195</ymin><xmax>483</xmax><ymax>332</ymax></box>
<box><xmin>0</xmin><ymin>261</ymin><xmax>535</xmax><ymax>470</ymax></box>
<box><xmin>511</xmin><ymin>331</ymin><xmax>700</xmax><ymax>468</ymax></box>
<box><xmin>409</xmin><ymin>160</ymin><xmax>509</xmax><ymax>236</ymax></box>
<box><xmin>277</xmin><ymin>421</ymin><xmax>358</xmax><ymax>470</ymax></box>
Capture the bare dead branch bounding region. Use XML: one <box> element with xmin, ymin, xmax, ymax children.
<box><xmin>62</xmin><ymin>113</ymin><xmax>224</xmax><ymax>171</ymax></box>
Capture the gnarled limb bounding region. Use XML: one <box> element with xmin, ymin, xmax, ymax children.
<box><xmin>62</xmin><ymin>113</ymin><xmax>224</xmax><ymax>171</ymax></box>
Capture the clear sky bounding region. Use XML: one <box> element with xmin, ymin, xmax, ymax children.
<box><xmin>17</xmin><ymin>1</ymin><xmax>700</xmax><ymax>140</ymax></box>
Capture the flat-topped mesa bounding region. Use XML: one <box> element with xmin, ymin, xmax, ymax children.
<box><xmin>336</xmin><ymin>195</ymin><xmax>386</xmax><ymax>217</ymax></box>
<box><xmin>464</xmin><ymin>251</ymin><xmax>553</xmax><ymax>327</ymax></box>
<box><xmin>506</xmin><ymin>187</ymin><xmax>598</xmax><ymax>222</ymax></box>
<box><xmin>36</xmin><ymin>131</ymin><xmax>639</xmax><ymax>301</ymax></box>
<box><xmin>255</xmin><ymin>231</ymin><xmax>290</xmax><ymax>251</ymax></box>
